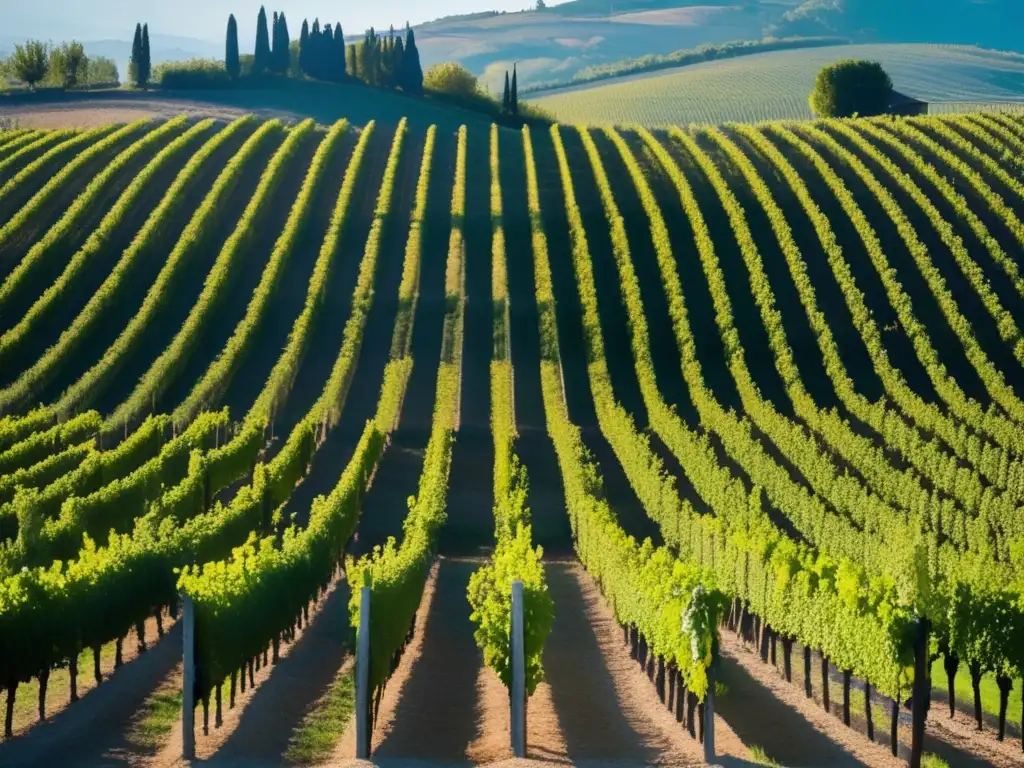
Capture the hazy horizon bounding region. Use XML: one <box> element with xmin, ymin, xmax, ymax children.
<box><xmin>4</xmin><ymin>0</ymin><xmax>568</xmax><ymax>48</ymax></box>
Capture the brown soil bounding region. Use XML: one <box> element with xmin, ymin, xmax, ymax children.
<box><xmin>717</xmin><ymin>632</ymin><xmax>898</xmax><ymax>768</ymax></box>
<box><xmin>151</xmin><ymin>572</ymin><xmax>352</xmax><ymax>768</ymax></box>
<box><xmin>0</xmin><ymin>102</ymin><xmax>260</xmax><ymax>130</ymax></box>
<box><xmin>532</xmin><ymin>561</ymin><xmax>744</xmax><ymax>767</ymax></box>
<box><xmin>344</xmin><ymin>559</ymin><xmax>501</xmax><ymax>763</ymax></box>
<box><xmin>0</xmin><ymin>613</ymin><xmax>179</xmax><ymax>766</ymax></box>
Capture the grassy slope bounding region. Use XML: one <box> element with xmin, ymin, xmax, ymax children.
<box><xmin>532</xmin><ymin>43</ymin><xmax>1024</xmax><ymax>126</ymax></box>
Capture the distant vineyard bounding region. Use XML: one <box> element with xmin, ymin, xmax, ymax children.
<box><xmin>0</xmin><ymin>107</ymin><xmax>1022</xmax><ymax>764</ymax></box>
<box><xmin>531</xmin><ymin>43</ymin><xmax>1024</xmax><ymax>126</ymax></box>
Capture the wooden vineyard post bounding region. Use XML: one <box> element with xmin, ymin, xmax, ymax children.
<box><xmin>355</xmin><ymin>580</ymin><xmax>371</xmax><ymax>760</ymax></box>
<box><xmin>703</xmin><ymin>665</ymin><xmax>715</xmax><ymax>764</ymax></box>
<box><xmin>182</xmin><ymin>593</ymin><xmax>196</xmax><ymax>761</ymax></box>
<box><xmin>511</xmin><ymin>579</ymin><xmax>526</xmax><ymax>758</ymax></box>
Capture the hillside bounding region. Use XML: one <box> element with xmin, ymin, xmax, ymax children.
<box><xmin>0</xmin><ymin>105</ymin><xmax>1023</xmax><ymax>766</ymax></box>
<box><xmin>771</xmin><ymin>0</ymin><xmax>1024</xmax><ymax>52</ymax></box>
<box><xmin>412</xmin><ymin>2</ymin><xmax>774</xmax><ymax>91</ymax></box>
<box><xmin>532</xmin><ymin>43</ymin><xmax>1024</xmax><ymax>125</ymax></box>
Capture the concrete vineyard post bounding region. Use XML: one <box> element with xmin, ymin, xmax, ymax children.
<box><xmin>356</xmin><ymin>583</ymin><xmax>371</xmax><ymax>759</ymax></box>
<box><xmin>703</xmin><ymin>666</ymin><xmax>715</xmax><ymax>764</ymax></box>
<box><xmin>511</xmin><ymin>579</ymin><xmax>526</xmax><ymax>758</ymax></box>
<box><xmin>182</xmin><ymin>593</ymin><xmax>195</xmax><ymax>760</ymax></box>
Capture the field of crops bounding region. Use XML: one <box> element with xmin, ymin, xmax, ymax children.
<box><xmin>531</xmin><ymin>44</ymin><xmax>1024</xmax><ymax>126</ymax></box>
<box><xmin>0</xmin><ymin>108</ymin><xmax>1023</xmax><ymax>766</ymax></box>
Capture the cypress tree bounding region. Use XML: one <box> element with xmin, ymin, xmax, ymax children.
<box><xmin>226</xmin><ymin>14</ymin><xmax>240</xmax><ymax>80</ymax></box>
<box><xmin>254</xmin><ymin>6</ymin><xmax>271</xmax><ymax>74</ymax></box>
<box><xmin>502</xmin><ymin>71</ymin><xmax>510</xmax><ymax>113</ymax></box>
<box><xmin>299</xmin><ymin>19</ymin><xmax>309</xmax><ymax>75</ymax></box>
<box><xmin>140</xmin><ymin>23</ymin><xmax>151</xmax><ymax>87</ymax></box>
<box><xmin>393</xmin><ymin>36</ymin><xmax>404</xmax><ymax>86</ymax></box>
<box><xmin>310</xmin><ymin>19</ymin><xmax>322</xmax><ymax>80</ymax></box>
<box><xmin>334</xmin><ymin>24</ymin><xmax>346</xmax><ymax>79</ymax></box>
<box><xmin>276</xmin><ymin>13</ymin><xmax>290</xmax><ymax>74</ymax></box>
<box><xmin>323</xmin><ymin>20</ymin><xmax>334</xmax><ymax>79</ymax></box>
<box><xmin>366</xmin><ymin>28</ymin><xmax>377</xmax><ymax>86</ymax></box>
<box><xmin>399</xmin><ymin>24</ymin><xmax>422</xmax><ymax>95</ymax></box>
<box><xmin>129</xmin><ymin>23</ymin><xmax>143</xmax><ymax>87</ymax></box>
<box><xmin>511</xmin><ymin>63</ymin><xmax>518</xmax><ymax>116</ymax></box>
<box><xmin>271</xmin><ymin>12</ymin><xmax>280</xmax><ymax>72</ymax></box>
<box><xmin>347</xmin><ymin>43</ymin><xmax>358</xmax><ymax>81</ymax></box>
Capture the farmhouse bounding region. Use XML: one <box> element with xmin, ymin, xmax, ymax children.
<box><xmin>888</xmin><ymin>89</ymin><xmax>929</xmax><ymax>115</ymax></box>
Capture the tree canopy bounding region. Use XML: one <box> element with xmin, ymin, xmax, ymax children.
<box><xmin>9</xmin><ymin>41</ymin><xmax>49</xmax><ymax>90</ymax></box>
<box><xmin>809</xmin><ymin>58</ymin><xmax>893</xmax><ymax>118</ymax></box>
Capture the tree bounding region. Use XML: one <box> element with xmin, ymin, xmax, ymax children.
<box><xmin>809</xmin><ymin>59</ymin><xmax>893</xmax><ymax>118</ymax></box>
<box><xmin>9</xmin><ymin>40</ymin><xmax>49</xmax><ymax>90</ymax></box>
<box><xmin>502</xmin><ymin>70</ymin><xmax>511</xmax><ymax>113</ymax></box>
<box><xmin>49</xmin><ymin>41</ymin><xmax>86</xmax><ymax>89</ymax></box>
<box><xmin>226</xmin><ymin>15</ymin><xmax>240</xmax><ymax>80</ymax></box>
<box><xmin>397</xmin><ymin>24</ymin><xmax>423</xmax><ymax>95</ymax></box>
<box><xmin>423</xmin><ymin>61</ymin><xmax>478</xmax><ymax>98</ymax></box>
<box><xmin>87</xmin><ymin>56</ymin><xmax>119</xmax><ymax>85</ymax></box>
<box><xmin>141</xmin><ymin>24</ymin><xmax>151</xmax><ymax>86</ymax></box>
<box><xmin>511</xmin><ymin>63</ymin><xmax>518</xmax><ymax>116</ymax></box>
<box><xmin>129</xmin><ymin>23</ymin><xmax>143</xmax><ymax>86</ymax></box>
<box><xmin>298</xmin><ymin>19</ymin><xmax>310</xmax><ymax>75</ymax></box>
<box><xmin>273</xmin><ymin>13</ymin><xmax>291</xmax><ymax>74</ymax></box>
<box><xmin>334</xmin><ymin>24</ymin><xmax>346</xmax><ymax>79</ymax></box>
<box><xmin>537</xmin><ymin>0</ymin><xmax>547</xmax><ymax>8</ymax></box>
<box><xmin>392</xmin><ymin>36</ymin><xmax>404</xmax><ymax>85</ymax></box>
<box><xmin>254</xmin><ymin>6</ymin><xmax>271</xmax><ymax>74</ymax></box>
<box><xmin>347</xmin><ymin>43</ymin><xmax>358</xmax><ymax>80</ymax></box>
<box><xmin>271</xmin><ymin>12</ymin><xmax>279</xmax><ymax>70</ymax></box>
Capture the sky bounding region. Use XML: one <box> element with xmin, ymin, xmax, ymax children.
<box><xmin>3</xmin><ymin>1</ymin><xmax>555</xmax><ymax>45</ymax></box>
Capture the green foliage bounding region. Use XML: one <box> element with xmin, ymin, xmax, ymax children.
<box><xmin>9</xmin><ymin>40</ymin><xmax>49</xmax><ymax>89</ymax></box>
<box><xmin>107</xmin><ymin>117</ymin><xmax>285</xmax><ymax>432</ymax></box>
<box><xmin>155</xmin><ymin>59</ymin><xmax>232</xmax><ymax>88</ymax></box>
<box><xmin>468</xmin><ymin>124</ymin><xmax>552</xmax><ymax>695</ymax></box>
<box><xmin>226</xmin><ymin>15</ymin><xmax>240</xmax><ymax>80</ymax></box>
<box><xmin>424</xmin><ymin>62</ymin><xmax>479</xmax><ymax>98</ymax></box>
<box><xmin>47</xmin><ymin>42</ymin><xmax>86</xmax><ymax>89</ymax></box>
<box><xmin>141</xmin><ymin>25</ymin><xmax>151</xmax><ymax>85</ymax></box>
<box><xmin>0</xmin><ymin>118</ymin><xmax>253</xmax><ymax>419</ymax></box>
<box><xmin>0</xmin><ymin>117</ymin><xmax>204</xmax><ymax>371</ymax></box>
<box><xmin>271</xmin><ymin>12</ymin><xmax>291</xmax><ymax>75</ymax></box>
<box><xmin>809</xmin><ymin>58</ymin><xmax>893</xmax><ymax>117</ymax></box>
<box><xmin>397</xmin><ymin>26</ymin><xmax>423</xmax><ymax>95</ymax></box>
<box><xmin>525</xmin><ymin>37</ymin><xmax>845</xmax><ymax>94</ymax></box>
<box><xmin>180</xmin><ymin>119</ymin><xmax>414</xmax><ymax>705</ymax></box>
<box><xmin>254</xmin><ymin>6</ymin><xmax>271</xmax><ymax>75</ymax></box>
<box><xmin>469</xmin><ymin>525</ymin><xmax>552</xmax><ymax>693</ymax></box>
<box><xmin>348</xmin><ymin>123</ymin><xmax>458</xmax><ymax>695</ymax></box>
<box><xmin>172</xmin><ymin>118</ymin><xmax>334</xmax><ymax>427</ymax></box>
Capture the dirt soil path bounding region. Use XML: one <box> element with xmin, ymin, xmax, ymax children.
<box><xmin>150</xmin><ymin>574</ymin><xmax>352</xmax><ymax>768</ymax></box>
<box><xmin>0</xmin><ymin>616</ymin><xmax>179</xmax><ymax>767</ymax></box>
<box><xmin>352</xmin><ymin>559</ymin><xmax>498</xmax><ymax>763</ymax></box>
<box><xmin>532</xmin><ymin>561</ymin><xmax>745</xmax><ymax>767</ymax></box>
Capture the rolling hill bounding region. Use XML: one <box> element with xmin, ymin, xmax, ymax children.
<box><xmin>0</xmin><ymin>103</ymin><xmax>1022</xmax><ymax>766</ymax></box>
<box><xmin>531</xmin><ymin>42</ymin><xmax>1024</xmax><ymax>125</ymax></box>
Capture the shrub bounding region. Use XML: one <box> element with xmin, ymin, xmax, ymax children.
<box><xmin>423</xmin><ymin>61</ymin><xmax>479</xmax><ymax>98</ymax></box>
<box><xmin>809</xmin><ymin>58</ymin><xmax>893</xmax><ymax>118</ymax></box>
<box><xmin>154</xmin><ymin>58</ymin><xmax>232</xmax><ymax>89</ymax></box>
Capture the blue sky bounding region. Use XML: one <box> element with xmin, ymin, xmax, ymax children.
<box><xmin>7</xmin><ymin>1</ymin><xmax>559</xmax><ymax>44</ymax></box>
